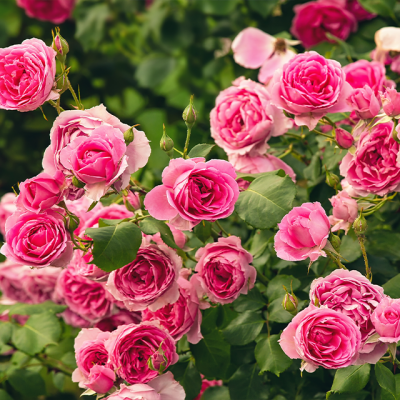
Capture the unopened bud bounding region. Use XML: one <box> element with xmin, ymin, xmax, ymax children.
<box><xmin>52</xmin><ymin>28</ymin><xmax>69</xmax><ymax>63</ymax></box>
<box><xmin>329</xmin><ymin>232</ymin><xmax>341</xmax><ymax>253</ymax></box>
<box><xmin>326</xmin><ymin>170</ymin><xmax>340</xmax><ymax>188</ymax></box>
<box><xmin>335</xmin><ymin>128</ymin><xmax>354</xmax><ymax>149</ymax></box>
<box><xmin>68</xmin><ymin>215</ymin><xmax>80</xmax><ymax>233</ymax></box>
<box><xmin>160</xmin><ymin>125</ymin><xmax>174</xmax><ymax>152</ymax></box>
<box><xmin>282</xmin><ymin>292</ymin><xmax>298</xmax><ymax>315</ymax></box>
<box><xmin>182</xmin><ymin>95</ymin><xmax>197</xmax><ymax>128</ymax></box>
<box><xmin>72</xmin><ymin>176</ymin><xmax>85</xmax><ymax>189</ymax></box>
<box><xmin>353</xmin><ymin>213</ymin><xmax>368</xmax><ymax>235</ymax></box>
<box><xmin>124</xmin><ymin>127</ymin><xmax>135</xmax><ymax>145</ymax></box>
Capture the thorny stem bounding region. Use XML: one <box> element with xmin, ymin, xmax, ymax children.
<box><xmin>67</xmin><ymin>78</ymin><xmax>81</xmax><ymax>110</ymax></box>
<box><xmin>312</xmin><ymin>129</ymin><xmax>333</xmax><ymax>139</ymax></box>
<box><xmin>48</xmin><ymin>99</ymin><xmax>65</xmax><ymax>113</ymax></box>
<box><xmin>326</xmin><ymin>251</ymin><xmax>347</xmax><ymax>270</ymax></box>
<box><xmin>215</xmin><ymin>221</ymin><xmax>230</xmax><ymax>237</ymax></box>
<box><xmin>183</xmin><ymin>127</ymin><xmax>192</xmax><ymax>159</ymax></box>
<box><xmin>358</xmin><ymin>235</ymin><xmax>372</xmax><ymax>281</ymax></box>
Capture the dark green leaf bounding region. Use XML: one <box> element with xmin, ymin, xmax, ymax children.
<box><xmin>233</xmin><ymin>287</ymin><xmax>266</xmax><ymax>312</ymax></box>
<box><xmin>268</xmin><ymin>298</ymin><xmax>299</xmax><ymax>323</ymax></box>
<box><xmin>201</xmin><ymin>307</ymin><xmax>219</xmax><ymax>335</ymax></box>
<box><xmin>250</xmin><ymin>229</ymin><xmax>274</xmax><ymax>258</ymax></box>
<box><xmin>340</xmin><ymin>234</ymin><xmax>362</xmax><ymax>263</ymax></box>
<box><xmin>248</xmin><ymin>0</ymin><xmax>279</xmax><ymax>17</ymax></box>
<box><xmin>358</xmin><ymin>0</ymin><xmax>396</xmax><ymax>16</ymax></box>
<box><xmin>188</xmin><ymin>144</ymin><xmax>215</xmax><ymax>158</ymax></box>
<box><xmin>223</xmin><ymin>311</ymin><xmax>264</xmax><ymax>346</ymax></box>
<box><xmin>194</xmin><ymin>221</ymin><xmax>212</xmax><ymax>243</ymax></box>
<box><xmin>375</xmin><ymin>363</ymin><xmax>396</xmax><ymax>399</ymax></box>
<box><xmin>9</xmin><ymin>369</ymin><xmax>46</xmax><ymax>396</ymax></box>
<box><xmin>228</xmin><ymin>364</ymin><xmax>268</xmax><ymax>400</ymax></box>
<box><xmin>366</xmin><ymin>231</ymin><xmax>400</xmax><ymax>261</ymax></box>
<box><xmin>169</xmin><ymin>360</ymin><xmax>202</xmax><ymax>400</ymax></box>
<box><xmin>193</xmin><ymin>0</ymin><xmax>240</xmax><ymax>15</ymax></box>
<box><xmin>330</xmin><ymin>365</ymin><xmax>370</xmax><ymax>394</ymax></box>
<box><xmin>139</xmin><ymin>217</ymin><xmax>179</xmax><ymax>249</ymax></box>
<box><xmin>266</xmin><ymin>275</ymin><xmax>301</xmax><ymax>302</ymax></box>
<box><xmin>0</xmin><ymin>389</ymin><xmax>13</xmax><ymax>400</ymax></box>
<box><xmin>383</xmin><ymin>274</ymin><xmax>400</xmax><ymax>298</ymax></box>
<box><xmin>202</xmin><ymin>386</ymin><xmax>231</xmax><ymax>400</ymax></box>
<box><xmin>136</xmin><ymin>55</ymin><xmax>178</xmax><ymax>88</ymax></box>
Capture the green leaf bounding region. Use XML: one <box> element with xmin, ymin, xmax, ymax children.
<box><xmin>0</xmin><ymin>322</ymin><xmax>13</xmax><ymax>344</ymax></box>
<box><xmin>248</xmin><ymin>0</ymin><xmax>279</xmax><ymax>17</ymax></box>
<box><xmin>330</xmin><ymin>364</ymin><xmax>370</xmax><ymax>394</ymax></box>
<box><xmin>250</xmin><ymin>229</ymin><xmax>274</xmax><ymax>258</ymax></box>
<box><xmin>193</xmin><ymin>0</ymin><xmax>240</xmax><ymax>15</ymax></box>
<box><xmin>168</xmin><ymin>359</ymin><xmax>202</xmax><ymax>400</ymax></box>
<box><xmin>85</xmin><ymin>221</ymin><xmax>142</xmax><ymax>271</ymax></box>
<box><xmin>12</xmin><ymin>312</ymin><xmax>62</xmax><ymax>356</ymax></box>
<box><xmin>0</xmin><ymin>301</ymin><xmax>66</xmax><ymax>317</ymax></box>
<box><xmin>188</xmin><ymin>144</ymin><xmax>215</xmax><ymax>158</ymax></box>
<box><xmin>366</xmin><ymin>231</ymin><xmax>400</xmax><ymax>261</ymax></box>
<box><xmin>202</xmin><ymin>386</ymin><xmax>231</xmax><ymax>400</ymax></box>
<box><xmin>340</xmin><ymin>234</ymin><xmax>362</xmax><ymax>263</ymax></box>
<box><xmin>194</xmin><ymin>221</ymin><xmax>212</xmax><ymax>243</ymax></box>
<box><xmin>136</xmin><ymin>55</ymin><xmax>178</xmax><ymax>89</ymax></box>
<box><xmin>383</xmin><ymin>274</ymin><xmax>400</xmax><ymax>298</ymax></box>
<box><xmin>8</xmin><ymin>369</ymin><xmax>46</xmax><ymax>396</ymax></box>
<box><xmin>235</xmin><ymin>172</ymin><xmax>296</xmax><ymax>229</ymax></box>
<box><xmin>255</xmin><ymin>334</ymin><xmax>292</xmax><ymax>376</ymax></box>
<box><xmin>139</xmin><ymin>217</ymin><xmax>179</xmax><ymax>249</ymax></box>
<box><xmin>358</xmin><ymin>0</ymin><xmax>396</xmax><ymax>16</ymax></box>
<box><xmin>233</xmin><ymin>287</ymin><xmax>266</xmax><ymax>313</ymax></box>
<box><xmin>268</xmin><ymin>298</ymin><xmax>302</xmax><ymax>323</ymax></box>
<box><xmin>98</xmin><ymin>218</ymin><xmax>129</xmax><ymax>227</ymax></box>
<box><xmin>375</xmin><ymin>363</ymin><xmax>396</xmax><ymax>399</ymax></box>
<box><xmin>0</xmin><ymin>389</ymin><xmax>13</xmax><ymax>400</ymax></box>
<box><xmin>223</xmin><ymin>311</ymin><xmax>264</xmax><ymax>346</ymax></box>
<box><xmin>190</xmin><ymin>330</ymin><xmax>230</xmax><ymax>379</ymax></box>
<box><xmin>266</xmin><ymin>275</ymin><xmax>301</xmax><ymax>302</ymax></box>
<box><xmin>228</xmin><ymin>364</ymin><xmax>268</xmax><ymax>400</ymax></box>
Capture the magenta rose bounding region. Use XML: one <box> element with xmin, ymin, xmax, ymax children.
<box><xmin>291</xmin><ymin>0</ymin><xmax>357</xmax><ymax>48</ymax></box>
<box><xmin>194</xmin><ymin>236</ymin><xmax>256</xmax><ymax>304</ymax></box>
<box><xmin>95</xmin><ymin>309</ymin><xmax>141</xmax><ymax>332</ymax></box>
<box><xmin>16</xmin><ymin>171</ymin><xmax>66</xmax><ymax>213</ymax></box>
<box><xmin>280</xmin><ymin>305</ymin><xmax>361</xmax><ymax>372</ymax></box>
<box><xmin>381</xmin><ymin>88</ymin><xmax>400</xmax><ymax>117</ymax></box>
<box><xmin>0</xmin><ymin>193</ymin><xmax>16</xmax><ymax>236</ymax></box>
<box><xmin>144</xmin><ymin>158</ymin><xmax>239</xmax><ymax>230</ymax></box>
<box><xmin>106</xmin><ymin>243</ymin><xmax>182</xmax><ymax>312</ymax></box>
<box><xmin>16</xmin><ymin>0</ymin><xmax>76</xmax><ymax>24</ymax></box>
<box><xmin>346</xmin><ymin>0</ymin><xmax>376</xmax><ymax>21</ymax></box>
<box><xmin>274</xmin><ymin>202</ymin><xmax>330</xmax><ymax>262</ymax></box>
<box><xmin>0</xmin><ymin>207</ymin><xmax>73</xmax><ymax>268</ymax></box>
<box><xmin>210</xmin><ymin>77</ymin><xmax>291</xmax><ymax>156</ymax></box>
<box><xmin>194</xmin><ymin>376</ymin><xmax>223</xmax><ymax>400</ymax></box>
<box><xmin>371</xmin><ymin>297</ymin><xmax>400</xmax><ymax>343</ymax></box>
<box><xmin>142</xmin><ymin>276</ymin><xmax>202</xmax><ymax>344</ymax></box>
<box><xmin>269</xmin><ymin>52</ymin><xmax>353</xmax><ymax>130</ymax></box>
<box><xmin>0</xmin><ymin>38</ymin><xmax>58</xmax><ymax>112</ymax></box>
<box><xmin>328</xmin><ymin>191</ymin><xmax>358</xmax><ymax>234</ymax></box>
<box><xmin>335</xmin><ymin>128</ymin><xmax>354</xmax><ymax>149</ymax></box>
<box><xmin>340</xmin><ymin>122</ymin><xmax>400</xmax><ymax>196</ymax></box>
<box><xmin>105</xmin><ymin>322</ymin><xmax>179</xmax><ymax>384</ymax></box>
<box><xmin>346</xmin><ymin>85</ymin><xmax>380</xmax><ymax>120</ymax></box>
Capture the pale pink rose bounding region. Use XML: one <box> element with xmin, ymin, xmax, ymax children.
<box><xmin>106</xmin><ymin>243</ymin><xmax>181</xmax><ymax>312</ymax></box>
<box><xmin>341</xmin><ymin>178</ymin><xmax>364</xmax><ymax>198</ymax></box>
<box><xmin>371</xmin><ymin>297</ymin><xmax>400</xmax><ymax>343</ymax></box>
<box><xmin>0</xmin><ymin>39</ymin><xmax>57</xmax><ymax>111</ymax></box>
<box><xmin>86</xmin><ymin>365</ymin><xmax>115</xmax><ymax>394</ymax></box>
<box><xmin>16</xmin><ymin>0</ymin><xmax>76</xmax><ymax>24</ymax></box>
<box><xmin>144</xmin><ymin>158</ymin><xmax>239</xmax><ymax>230</ymax></box>
<box><xmin>105</xmin><ymin>322</ymin><xmax>179</xmax><ymax>384</ymax></box>
<box><xmin>16</xmin><ymin>171</ymin><xmax>66</xmax><ymax>213</ymax></box>
<box><xmin>0</xmin><ymin>193</ymin><xmax>17</xmax><ymax>236</ymax></box>
<box><xmin>381</xmin><ymin>88</ymin><xmax>400</xmax><ymax>117</ymax></box>
<box><xmin>346</xmin><ymin>85</ymin><xmax>380</xmax><ymax>120</ymax></box>
<box><xmin>345</xmin><ymin>0</ymin><xmax>376</xmax><ymax>21</ymax></box>
<box><xmin>210</xmin><ymin>78</ymin><xmax>291</xmax><ymax>156</ymax></box>
<box><xmin>269</xmin><ymin>52</ymin><xmax>353</xmax><ymax>130</ymax></box>
<box><xmin>280</xmin><ymin>305</ymin><xmax>361</xmax><ymax>372</ymax></box>
<box><xmin>142</xmin><ymin>277</ymin><xmax>202</xmax><ymax>344</ymax></box>
<box><xmin>274</xmin><ymin>202</ymin><xmax>330</xmax><ymax>262</ymax></box>
<box><xmin>0</xmin><ymin>207</ymin><xmax>73</xmax><ymax>268</ymax></box>
<box><xmin>335</xmin><ymin>128</ymin><xmax>354</xmax><ymax>149</ymax></box>
<box><xmin>194</xmin><ymin>376</ymin><xmax>223</xmax><ymax>400</ymax></box>
<box><xmin>143</xmin><ymin>223</ymin><xmax>187</xmax><ymax>250</ymax></box>
<box><xmin>194</xmin><ymin>236</ymin><xmax>256</xmax><ymax>304</ymax></box>
<box><xmin>340</xmin><ymin>122</ymin><xmax>400</xmax><ymax>196</ymax></box>
<box><xmin>124</xmin><ymin>191</ymin><xmax>142</xmax><ymax>211</ymax></box>
<box><xmin>291</xmin><ymin>0</ymin><xmax>357</xmax><ymax>48</ymax></box>
<box><xmin>95</xmin><ymin>309</ymin><xmax>141</xmax><ymax>332</ymax></box>
<box><xmin>328</xmin><ymin>191</ymin><xmax>358</xmax><ymax>233</ymax></box>
<box><xmin>0</xmin><ymin>260</ymin><xmax>60</xmax><ymax>304</ymax></box>
<box><xmin>61</xmin><ymin>309</ymin><xmax>91</xmax><ymax>328</ymax></box>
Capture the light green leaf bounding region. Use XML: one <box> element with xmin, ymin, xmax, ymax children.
<box><xmin>193</xmin><ymin>220</ymin><xmax>212</xmax><ymax>243</ymax></box>
<box><xmin>139</xmin><ymin>217</ymin><xmax>179</xmax><ymax>249</ymax></box>
<box><xmin>330</xmin><ymin>364</ymin><xmax>370</xmax><ymax>394</ymax></box>
<box><xmin>248</xmin><ymin>0</ymin><xmax>279</xmax><ymax>17</ymax></box>
<box><xmin>0</xmin><ymin>301</ymin><xmax>66</xmax><ymax>317</ymax></box>
<box><xmin>375</xmin><ymin>363</ymin><xmax>396</xmax><ymax>399</ymax></box>
<box><xmin>383</xmin><ymin>274</ymin><xmax>400</xmax><ymax>298</ymax></box>
<box><xmin>188</xmin><ymin>144</ymin><xmax>215</xmax><ymax>158</ymax></box>
<box><xmin>233</xmin><ymin>287</ymin><xmax>266</xmax><ymax>313</ymax></box>
<box><xmin>358</xmin><ymin>0</ymin><xmax>396</xmax><ymax>16</ymax></box>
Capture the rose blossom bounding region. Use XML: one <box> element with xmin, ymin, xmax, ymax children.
<box><xmin>0</xmin><ymin>207</ymin><xmax>73</xmax><ymax>268</ymax></box>
<box><xmin>193</xmin><ymin>236</ymin><xmax>256</xmax><ymax>304</ymax></box>
<box><xmin>106</xmin><ymin>243</ymin><xmax>182</xmax><ymax>312</ymax></box>
<box><xmin>0</xmin><ymin>193</ymin><xmax>16</xmax><ymax>236</ymax></box>
<box><xmin>95</xmin><ymin>309</ymin><xmax>141</xmax><ymax>332</ymax></box>
<box><xmin>346</xmin><ymin>85</ymin><xmax>380</xmax><ymax>120</ymax></box>
<box><xmin>86</xmin><ymin>365</ymin><xmax>115</xmax><ymax>394</ymax></box>
<box><xmin>105</xmin><ymin>322</ymin><xmax>179</xmax><ymax>384</ymax></box>
<box><xmin>145</xmin><ymin>158</ymin><xmax>238</xmax><ymax>230</ymax></box>
<box><xmin>194</xmin><ymin>376</ymin><xmax>223</xmax><ymax>400</ymax></box>
<box><xmin>381</xmin><ymin>88</ymin><xmax>400</xmax><ymax>117</ymax></box>
<box><xmin>345</xmin><ymin>0</ymin><xmax>376</xmax><ymax>21</ymax></box>
<box><xmin>279</xmin><ymin>305</ymin><xmax>361</xmax><ymax>372</ymax></box>
<box><xmin>142</xmin><ymin>276</ymin><xmax>202</xmax><ymax>344</ymax></box>
<box><xmin>269</xmin><ymin>52</ymin><xmax>353</xmax><ymax>130</ymax></box>
<box><xmin>335</xmin><ymin>128</ymin><xmax>354</xmax><ymax>149</ymax></box>
<box><xmin>328</xmin><ymin>191</ymin><xmax>358</xmax><ymax>233</ymax></box>
<box><xmin>16</xmin><ymin>0</ymin><xmax>76</xmax><ymax>24</ymax></box>
<box><xmin>274</xmin><ymin>202</ymin><xmax>330</xmax><ymax>262</ymax></box>
<box><xmin>210</xmin><ymin>77</ymin><xmax>291</xmax><ymax>156</ymax></box>
<box><xmin>291</xmin><ymin>0</ymin><xmax>357</xmax><ymax>48</ymax></box>
<box><xmin>0</xmin><ymin>39</ymin><xmax>58</xmax><ymax>111</ymax></box>
<box><xmin>340</xmin><ymin>122</ymin><xmax>400</xmax><ymax>196</ymax></box>
<box><xmin>72</xmin><ymin>250</ymin><xmax>109</xmax><ymax>281</ymax></box>
<box><xmin>371</xmin><ymin>297</ymin><xmax>400</xmax><ymax>343</ymax></box>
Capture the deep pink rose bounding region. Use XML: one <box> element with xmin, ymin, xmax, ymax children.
<box><xmin>371</xmin><ymin>297</ymin><xmax>400</xmax><ymax>343</ymax></box>
<box><xmin>194</xmin><ymin>236</ymin><xmax>256</xmax><ymax>304</ymax></box>
<box><xmin>335</xmin><ymin>128</ymin><xmax>354</xmax><ymax>149</ymax></box>
<box><xmin>0</xmin><ymin>260</ymin><xmax>60</xmax><ymax>304</ymax></box>
<box><xmin>381</xmin><ymin>88</ymin><xmax>400</xmax><ymax>117</ymax></box>
<box><xmin>0</xmin><ymin>193</ymin><xmax>17</xmax><ymax>236</ymax></box>
<box><xmin>328</xmin><ymin>191</ymin><xmax>358</xmax><ymax>233</ymax></box>
<box><xmin>343</xmin><ymin>60</ymin><xmax>386</xmax><ymax>95</ymax></box>
<box><xmin>194</xmin><ymin>376</ymin><xmax>223</xmax><ymax>400</ymax></box>
<box><xmin>105</xmin><ymin>322</ymin><xmax>179</xmax><ymax>384</ymax></box>
<box><xmin>340</xmin><ymin>122</ymin><xmax>400</xmax><ymax>196</ymax></box>
<box><xmin>16</xmin><ymin>0</ymin><xmax>76</xmax><ymax>24</ymax></box>
<box><xmin>346</xmin><ymin>0</ymin><xmax>376</xmax><ymax>21</ymax></box>
<box><xmin>144</xmin><ymin>158</ymin><xmax>239</xmax><ymax>230</ymax></box>
<box><xmin>0</xmin><ymin>39</ymin><xmax>57</xmax><ymax>111</ymax></box>
<box><xmin>280</xmin><ymin>305</ymin><xmax>361</xmax><ymax>372</ymax></box>
<box><xmin>269</xmin><ymin>51</ymin><xmax>353</xmax><ymax>130</ymax></box>
<box><xmin>0</xmin><ymin>207</ymin><xmax>73</xmax><ymax>268</ymax></box>
<box><xmin>95</xmin><ymin>309</ymin><xmax>141</xmax><ymax>332</ymax></box>
<box><xmin>142</xmin><ymin>277</ymin><xmax>202</xmax><ymax>344</ymax></box>
<box><xmin>61</xmin><ymin>309</ymin><xmax>91</xmax><ymax>328</ymax></box>
<box><xmin>346</xmin><ymin>85</ymin><xmax>380</xmax><ymax>120</ymax></box>
<box><xmin>274</xmin><ymin>202</ymin><xmax>330</xmax><ymax>262</ymax></box>
<box><xmin>210</xmin><ymin>77</ymin><xmax>291</xmax><ymax>156</ymax></box>
<box><xmin>106</xmin><ymin>243</ymin><xmax>181</xmax><ymax>312</ymax></box>
<box><xmin>86</xmin><ymin>365</ymin><xmax>115</xmax><ymax>394</ymax></box>
<box><xmin>291</xmin><ymin>0</ymin><xmax>357</xmax><ymax>48</ymax></box>
<box><xmin>16</xmin><ymin>171</ymin><xmax>66</xmax><ymax>213</ymax></box>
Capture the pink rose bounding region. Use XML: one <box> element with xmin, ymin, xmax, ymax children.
<box><xmin>269</xmin><ymin>52</ymin><xmax>353</xmax><ymax>130</ymax></box>
<box><xmin>346</xmin><ymin>85</ymin><xmax>380</xmax><ymax>120</ymax></box>
<box><xmin>72</xmin><ymin>250</ymin><xmax>109</xmax><ymax>281</ymax></box>
<box><xmin>16</xmin><ymin>0</ymin><xmax>76</xmax><ymax>24</ymax></box>
<box><xmin>274</xmin><ymin>202</ymin><xmax>330</xmax><ymax>262</ymax></box>
<box><xmin>144</xmin><ymin>158</ymin><xmax>239</xmax><ymax>230</ymax></box>
<box><xmin>105</xmin><ymin>322</ymin><xmax>178</xmax><ymax>384</ymax></box>
<box><xmin>0</xmin><ymin>38</ymin><xmax>57</xmax><ymax>111</ymax></box>
<box><xmin>106</xmin><ymin>243</ymin><xmax>181</xmax><ymax>312</ymax></box>
<box><xmin>61</xmin><ymin>309</ymin><xmax>91</xmax><ymax>328</ymax></box>
<box><xmin>86</xmin><ymin>365</ymin><xmax>115</xmax><ymax>394</ymax></box>
<box><xmin>124</xmin><ymin>191</ymin><xmax>142</xmax><ymax>211</ymax></box>
<box><xmin>371</xmin><ymin>297</ymin><xmax>400</xmax><ymax>343</ymax></box>
<box><xmin>0</xmin><ymin>207</ymin><xmax>73</xmax><ymax>268</ymax></box>
<box><xmin>381</xmin><ymin>88</ymin><xmax>400</xmax><ymax>117</ymax></box>
<box><xmin>142</xmin><ymin>277</ymin><xmax>202</xmax><ymax>344</ymax></box>
<box><xmin>280</xmin><ymin>305</ymin><xmax>361</xmax><ymax>372</ymax></box>
<box><xmin>291</xmin><ymin>0</ymin><xmax>357</xmax><ymax>48</ymax></box>
<box><xmin>95</xmin><ymin>309</ymin><xmax>141</xmax><ymax>332</ymax></box>
<box><xmin>194</xmin><ymin>376</ymin><xmax>223</xmax><ymax>400</ymax></box>
<box><xmin>328</xmin><ymin>191</ymin><xmax>358</xmax><ymax>233</ymax></box>
<box><xmin>210</xmin><ymin>78</ymin><xmax>291</xmax><ymax>156</ymax></box>
<box><xmin>194</xmin><ymin>236</ymin><xmax>256</xmax><ymax>304</ymax></box>
<box><xmin>0</xmin><ymin>260</ymin><xmax>60</xmax><ymax>304</ymax></box>
<box><xmin>16</xmin><ymin>171</ymin><xmax>66</xmax><ymax>213</ymax></box>
<box><xmin>335</xmin><ymin>128</ymin><xmax>354</xmax><ymax>149</ymax></box>
<box><xmin>0</xmin><ymin>193</ymin><xmax>17</xmax><ymax>236</ymax></box>
<box><xmin>340</xmin><ymin>122</ymin><xmax>400</xmax><ymax>196</ymax></box>
<box><xmin>343</xmin><ymin>60</ymin><xmax>386</xmax><ymax>95</ymax></box>
<box><xmin>346</xmin><ymin>0</ymin><xmax>376</xmax><ymax>21</ymax></box>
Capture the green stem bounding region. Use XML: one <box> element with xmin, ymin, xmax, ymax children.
<box><xmin>183</xmin><ymin>127</ymin><xmax>192</xmax><ymax>159</ymax></box>
<box><xmin>326</xmin><ymin>251</ymin><xmax>347</xmax><ymax>270</ymax></box>
<box><xmin>322</xmin><ymin>116</ymin><xmax>336</xmax><ymax>127</ymax></box>
<box><xmin>215</xmin><ymin>220</ymin><xmax>229</xmax><ymax>237</ymax></box>
<box><xmin>67</xmin><ymin>78</ymin><xmax>81</xmax><ymax>109</ymax></box>
<box><xmin>48</xmin><ymin>100</ymin><xmax>65</xmax><ymax>112</ymax></box>
<box><xmin>358</xmin><ymin>235</ymin><xmax>371</xmax><ymax>281</ymax></box>
<box><xmin>313</xmin><ymin>129</ymin><xmax>333</xmax><ymax>139</ymax></box>
<box><xmin>36</xmin><ymin>355</ymin><xmax>74</xmax><ymax>375</ymax></box>
<box><xmin>278</xmin><ymin>144</ymin><xmax>293</xmax><ymax>159</ymax></box>
<box><xmin>257</xmin><ymin>272</ymin><xmax>269</xmax><ymax>286</ymax></box>
<box><xmin>174</xmin><ymin>147</ymin><xmax>184</xmax><ymax>156</ymax></box>
<box><xmin>71</xmin><ymin>233</ymin><xmax>87</xmax><ymax>251</ymax></box>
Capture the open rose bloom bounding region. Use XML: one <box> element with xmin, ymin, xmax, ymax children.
<box><xmin>16</xmin><ymin>0</ymin><xmax>76</xmax><ymax>24</ymax></box>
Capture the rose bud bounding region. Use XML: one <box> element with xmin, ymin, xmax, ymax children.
<box><xmin>282</xmin><ymin>292</ymin><xmax>298</xmax><ymax>315</ymax></box>
<box><xmin>353</xmin><ymin>213</ymin><xmax>367</xmax><ymax>235</ymax></box>
<box><xmin>346</xmin><ymin>85</ymin><xmax>380</xmax><ymax>120</ymax></box>
<box><xmin>325</xmin><ymin>170</ymin><xmax>341</xmax><ymax>188</ymax></box>
<box><xmin>381</xmin><ymin>88</ymin><xmax>400</xmax><ymax>118</ymax></box>
<box><xmin>182</xmin><ymin>95</ymin><xmax>197</xmax><ymax>128</ymax></box>
<box><xmin>86</xmin><ymin>365</ymin><xmax>115</xmax><ymax>394</ymax></box>
<box><xmin>335</xmin><ymin>128</ymin><xmax>354</xmax><ymax>149</ymax></box>
<box><xmin>52</xmin><ymin>28</ymin><xmax>69</xmax><ymax>63</ymax></box>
